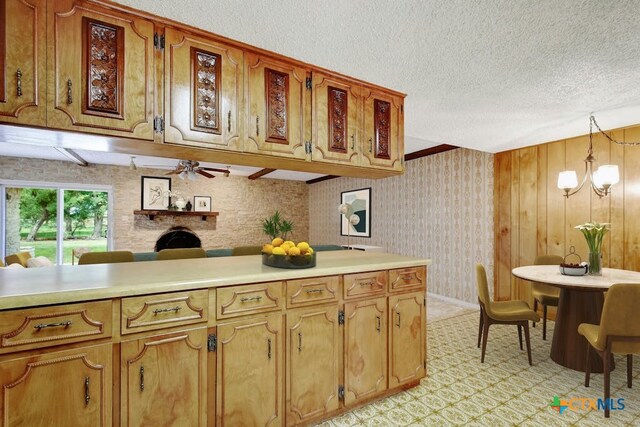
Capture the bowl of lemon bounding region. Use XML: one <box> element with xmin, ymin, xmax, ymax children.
<box><xmin>262</xmin><ymin>238</ymin><xmax>316</xmax><ymax>269</ymax></box>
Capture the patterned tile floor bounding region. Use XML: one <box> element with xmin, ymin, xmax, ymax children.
<box><xmin>318</xmin><ymin>306</ymin><xmax>640</xmax><ymax>426</ymax></box>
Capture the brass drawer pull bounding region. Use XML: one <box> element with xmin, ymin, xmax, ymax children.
<box><xmin>256</xmin><ymin>116</ymin><xmax>260</xmax><ymax>136</ymax></box>
<box><xmin>360</xmin><ymin>280</ymin><xmax>375</xmax><ymax>287</ymax></box>
<box><xmin>140</xmin><ymin>366</ymin><xmax>144</xmax><ymax>391</ymax></box>
<box><xmin>305</xmin><ymin>288</ymin><xmax>324</xmax><ymax>294</ymax></box>
<box><xmin>34</xmin><ymin>320</ymin><xmax>72</xmax><ymax>330</ymax></box>
<box><xmin>84</xmin><ymin>377</ymin><xmax>90</xmax><ymax>406</ymax></box>
<box><xmin>298</xmin><ymin>332</ymin><xmax>302</xmax><ymax>353</ymax></box>
<box><xmin>350</xmin><ymin>134</ymin><xmax>355</xmax><ymax>150</ymax></box>
<box><xmin>267</xmin><ymin>338</ymin><xmax>272</xmax><ymax>360</ymax></box>
<box><xmin>152</xmin><ymin>306</ymin><xmax>181</xmax><ymax>315</ymax></box>
<box><xmin>67</xmin><ymin>79</ymin><xmax>73</xmax><ymax>105</ymax></box>
<box><xmin>240</xmin><ymin>296</ymin><xmax>262</xmax><ymax>303</ymax></box>
<box><xmin>368</xmin><ymin>138</ymin><xmax>373</xmax><ymax>153</ymax></box>
<box><xmin>228</xmin><ymin>110</ymin><xmax>232</xmax><ymax>132</ymax></box>
<box><xmin>375</xmin><ymin>315</ymin><xmax>381</xmax><ymax>332</ymax></box>
<box><xmin>16</xmin><ymin>69</ymin><xmax>22</xmax><ymax>97</ymax></box>
<box><xmin>396</xmin><ymin>312</ymin><xmax>401</xmax><ymax>327</ymax></box>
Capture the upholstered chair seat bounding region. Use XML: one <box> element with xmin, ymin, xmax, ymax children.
<box><xmin>156</xmin><ymin>248</ymin><xmax>206</xmax><ymax>260</ymax></box>
<box><xmin>4</xmin><ymin>251</ymin><xmax>32</xmax><ymax>267</ymax></box>
<box><xmin>78</xmin><ymin>251</ymin><xmax>135</xmax><ymax>265</ymax></box>
<box><xmin>531</xmin><ymin>254</ymin><xmax>564</xmax><ymax>340</ymax></box>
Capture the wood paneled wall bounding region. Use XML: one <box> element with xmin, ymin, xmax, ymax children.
<box><xmin>494</xmin><ymin>124</ymin><xmax>640</xmax><ymax>303</ymax></box>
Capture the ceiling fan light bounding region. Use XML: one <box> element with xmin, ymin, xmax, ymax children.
<box><xmin>188</xmin><ymin>170</ymin><xmax>197</xmax><ymax>180</ymax></box>
<box><xmin>179</xmin><ymin>171</ymin><xmax>187</xmax><ymax>180</ymax></box>
<box><xmin>557</xmin><ymin>170</ymin><xmax>578</xmax><ymax>190</ymax></box>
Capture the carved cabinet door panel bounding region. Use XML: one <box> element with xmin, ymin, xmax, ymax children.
<box><xmin>311</xmin><ymin>72</ymin><xmax>362</xmax><ymax>166</ymax></box>
<box><xmin>244</xmin><ymin>51</ymin><xmax>309</xmax><ymax>158</ymax></box>
<box><xmin>120</xmin><ymin>328</ymin><xmax>208</xmax><ymax>427</ymax></box>
<box><xmin>361</xmin><ymin>88</ymin><xmax>404</xmax><ymax>171</ymax></box>
<box><xmin>286</xmin><ymin>306</ymin><xmax>340</xmax><ymax>425</ymax></box>
<box><xmin>0</xmin><ymin>0</ymin><xmax>46</xmax><ymax>126</ymax></box>
<box><xmin>46</xmin><ymin>0</ymin><xmax>155</xmax><ymax>139</ymax></box>
<box><xmin>0</xmin><ymin>343</ymin><xmax>112</xmax><ymax>427</ymax></box>
<box><xmin>164</xmin><ymin>27</ymin><xmax>243</xmax><ymax>151</ymax></box>
<box><xmin>216</xmin><ymin>314</ymin><xmax>283</xmax><ymax>427</ymax></box>
<box><xmin>388</xmin><ymin>292</ymin><xmax>425</xmax><ymax>388</ymax></box>
<box><xmin>343</xmin><ymin>297</ymin><xmax>387</xmax><ymax>407</ymax></box>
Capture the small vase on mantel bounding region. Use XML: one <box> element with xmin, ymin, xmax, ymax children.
<box><xmin>588</xmin><ymin>252</ymin><xmax>602</xmax><ymax>276</ymax></box>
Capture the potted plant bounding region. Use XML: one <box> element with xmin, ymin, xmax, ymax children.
<box><xmin>262</xmin><ymin>210</ymin><xmax>295</xmax><ymax>241</ymax></box>
<box><xmin>575</xmin><ymin>221</ymin><xmax>610</xmax><ymax>275</ymax></box>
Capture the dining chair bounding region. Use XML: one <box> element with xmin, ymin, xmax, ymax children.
<box><xmin>476</xmin><ymin>263</ymin><xmax>540</xmax><ymax>365</ymax></box>
<box><xmin>78</xmin><ymin>251</ymin><xmax>135</xmax><ymax>265</ymax></box>
<box><xmin>532</xmin><ymin>254</ymin><xmax>564</xmax><ymax>340</ymax></box>
<box><xmin>578</xmin><ymin>283</ymin><xmax>640</xmax><ymax>418</ymax></box>
<box><xmin>156</xmin><ymin>248</ymin><xmax>206</xmax><ymax>260</ymax></box>
<box><xmin>231</xmin><ymin>246</ymin><xmax>262</xmax><ymax>256</ymax></box>
<box><xmin>4</xmin><ymin>251</ymin><xmax>32</xmax><ymax>267</ymax></box>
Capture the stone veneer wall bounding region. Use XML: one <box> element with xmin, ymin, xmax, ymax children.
<box><xmin>0</xmin><ymin>156</ymin><xmax>309</xmax><ymax>252</ymax></box>
<box><xmin>308</xmin><ymin>148</ymin><xmax>494</xmax><ymax>304</ymax></box>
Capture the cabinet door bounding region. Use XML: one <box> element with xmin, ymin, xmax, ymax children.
<box><xmin>217</xmin><ymin>314</ymin><xmax>282</xmax><ymax>426</ymax></box>
<box><xmin>121</xmin><ymin>328</ymin><xmax>208</xmax><ymax>427</ymax></box>
<box><xmin>388</xmin><ymin>292</ymin><xmax>426</xmax><ymax>388</ymax></box>
<box><xmin>311</xmin><ymin>72</ymin><xmax>361</xmax><ymax>165</ymax></box>
<box><xmin>47</xmin><ymin>0</ymin><xmax>155</xmax><ymax>139</ymax></box>
<box><xmin>286</xmin><ymin>306</ymin><xmax>340</xmax><ymax>425</ymax></box>
<box><xmin>164</xmin><ymin>27</ymin><xmax>243</xmax><ymax>150</ymax></box>
<box><xmin>244</xmin><ymin>51</ymin><xmax>308</xmax><ymax>158</ymax></box>
<box><xmin>344</xmin><ymin>297</ymin><xmax>387</xmax><ymax>406</ymax></box>
<box><xmin>362</xmin><ymin>88</ymin><xmax>404</xmax><ymax>171</ymax></box>
<box><xmin>0</xmin><ymin>0</ymin><xmax>46</xmax><ymax>126</ymax></box>
<box><xmin>0</xmin><ymin>343</ymin><xmax>112</xmax><ymax>427</ymax></box>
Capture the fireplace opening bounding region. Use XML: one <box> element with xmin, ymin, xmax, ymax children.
<box><xmin>154</xmin><ymin>226</ymin><xmax>202</xmax><ymax>252</ymax></box>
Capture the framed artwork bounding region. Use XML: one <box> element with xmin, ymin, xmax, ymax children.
<box><xmin>194</xmin><ymin>196</ymin><xmax>212</xmax><ymax>212</ymax></box>
<box><xmin>340</xmin><ymin>187</ymin><xmax>371</xmax><ymax>237</ymax></box>
<box><xmin>141</xmin><ymin>176</ymin><xmax>171</xmax><ymax>210</ymax></box>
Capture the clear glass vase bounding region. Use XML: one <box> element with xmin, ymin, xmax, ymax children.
<box><xmin>588</xmin><ymin>252</ymin><xmax>602</xmax><ymax>276</ymax></box>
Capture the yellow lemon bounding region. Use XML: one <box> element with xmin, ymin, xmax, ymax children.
<box><xmin>272</xmin><ymin>247</ymin><xmax>286</xmax><ymax>255</ymax></box>
<box><xmin>272</xmin><ymin>237</ymin><xmax>284</xmax><ymax>247</ymax></box>
<box><xmin>284</xmin><ymin>240</ymin><xmax>295</xmax><ymax>247</ymax></box>
<box><xmin>287</xmin><ymin>246</ymin><xmax>301</xmax><ymax>256</ymax></box>
<box><xmin>262</xmin><ymin>244</ymin><xmax>273</xmax><ymax>254</ymax></box>
<box><xmin>280</xmin><ymin>242</ymin><xmax>291</xmax><ymax>251</ymax></box>
<box><xmin>306</xmin><ymin>247</ymin><xmax>314</xmax><ymax>255</ymax></box>
<box><xmin>297</xmin><ymin>242</ymin><xmax>310</xmax><ymax>252</ymax></box>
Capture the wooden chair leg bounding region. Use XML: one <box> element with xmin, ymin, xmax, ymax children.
<box><xmin>517</xmin><ymin>324</ymin><xmax>523</xmax><ymax>350</ymax></box>
<box><xmin>480</xmin><ymin>316</ymin><xmax>490</xmax><ymax>363</ymax></box>
<box><xmin>532</xmin><ymin>299</ymin><xmax>537</xmax><ymax>327</ymax></box>
<box><xmin>477</xmin><ymin>307</ymin><xmax>484</xmax><ymax>348</ymax></box>
<box><xmin>542</xmin><ymin>304</ymin><xmax>548</xmax><ymax>341</ymax></box>
<box><xmin>585</xmin><ymin>344</ymin><xmax>591</xmax><ymax>387</ymax></box>
<box><xmin>628</xmin><ymin>354</ymin><xmax>633</xmax><ymax>388</ymax></box>
<box><xmin>524</xmin><ymin>322</ymin><xmax>533</xmax><ymax>366</ymax></box>
<box><xmin>604</xmin><ymin>348</ymin><xmax>611</xmax><ymax>418</ymax></box>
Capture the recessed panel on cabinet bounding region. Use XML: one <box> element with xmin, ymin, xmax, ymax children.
<box><xmin>164</xmin><ymin>27</ymin><xmax>243</xmax><ymax>150</ymax></box>
<box><xmin>216</xmin><ymin>281</ymin><xmax>283</xmax><ymax>319</ymax></box>
<box><xmin>343</xmin><ymin>270</ymin><xmax>387</xmax><ymax>300</ymax></box>
<box><xmin>362</xmin><ymin>88</ymin><xmax>404</xmax><ymax>171</ymax></box>
<box><xmin>389</xmin><ymin>266</ymin><xmax>426</xmax><ymax>293</ymax></box>
<box><xmin>388</xmin><ymin>291</ymin><xmax>425</xmax><ymax>388</ymax></box>
<box><xmin>286</xmin><ymin>275</ymin><xmax>339</xmax><ymax>308</ymax></box>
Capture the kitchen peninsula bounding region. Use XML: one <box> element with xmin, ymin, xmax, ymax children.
<box><xmin>0</xmin><ymin>250</ymin><xmax>430</xmax><ymax>426</ymax></box>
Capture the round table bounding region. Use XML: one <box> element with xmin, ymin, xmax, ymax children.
<box><xmin>512</xmin><ymin>265</ymin><xmax>640</xmax><ymax>373</ymax></box>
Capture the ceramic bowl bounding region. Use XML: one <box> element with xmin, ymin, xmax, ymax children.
<box><xmin>559</xmin><ymin>265</ymin><xmax>588</xmax><ymax>276</ymax></box>
<box><xmin>262</xmin><ymin>252</ymin><xmax>316</xmax><ymax>269</ymax></box>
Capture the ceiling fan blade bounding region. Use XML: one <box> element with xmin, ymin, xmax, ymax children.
<box><xmin>196</xmin><ymin>170</ymin><xmax>216</xmax><ymax>179</ymax></box>
<box><xmin>200</xmin><ymin>167</ymin><xmax>231</xmax><ymax>174</ymax></box>
<box><xmin>165</xmin><ymin>170</ymin><xmax>179</xmax><ymax>175</ymax></box>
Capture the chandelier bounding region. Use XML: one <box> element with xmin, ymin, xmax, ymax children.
<box><xmin>557</xmin><ymin>115</ymin><xmax>640</xmax><ymax>198</ymax></box>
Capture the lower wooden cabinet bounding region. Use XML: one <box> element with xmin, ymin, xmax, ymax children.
<box><xmin>388</xmin><ymin>292</ymin><xmax>426</xmax><ymax>388</ymax></box>
<box><xmin>286</xmin><ymin>306</ymin><xmax>340</xmax><ymax>425</ymax></box>
<box><xmin>343</xmin><ymin>297</ymin><xmax>387</xmax><ymax>406</ymax></box>
<box><xmin>120</xmin><ymin>328</ymin><xmax>208</xmax><ymax>426</ymax></box>
<box><xmin>216</xmin><ymin>314</ymin><xmax>283</xmax><ymax>426</ymax></box>
<box><xmin>0</xmin><ymin>343</ymin><xmax>112</xmax><ymax>426</ymax></box>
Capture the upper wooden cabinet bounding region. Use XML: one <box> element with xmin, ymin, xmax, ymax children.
<box><xmin>362</xmin><ymin>88</ymin><xmax>404</xmax><ymax>171</ymax></box>
<box><xmin>311</xmin><ymin>72</ymin><xmax>362</xmax><ymax>166</ymax></box>
<box><xmin>46</xmin><ymin>0</ymin><xmax>156</xmax><ymax>139</ymax></box>
<box><xmin>0</xmin><ymin>0</ymin><xmax>47</xmax><ymax>126</ymax></box>
<box><xmin>163</xmin><ymin>27</ymin><xmax>243</xmax><ymax>150</ymax></box>
<box><xmin>244</xmin><ymin>51</ymin><xmax>309</xmax><ymax>159</ymax></box>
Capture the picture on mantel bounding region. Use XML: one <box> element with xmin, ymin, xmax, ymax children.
<box><xmin>141</xmin><ymin>176</ymin><xmax>171</xmax><ymax>210</ymax></box>
<box><xmin>194</xmin><ymin>196</ymin><xmax>212</xmax><ymax>212</ymax></box>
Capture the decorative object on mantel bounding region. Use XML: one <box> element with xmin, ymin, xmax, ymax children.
<box><xmin>133</xmin><ymin>210</ymin><xmax>219</xmax><ymax>221</ymax></box>
<box><xmin>575</xmin><ymin>221</ymin><xmax>610</xmax><ymax>276</ymax></box>
<box><xmin>340</xmin><ymin>187</ymin><xmax>371</xmax><ymax>238</ymax></box>
<box><xmin>141</xmin><ymin>176</ymin><xmax>171</xmax><ymax>210</ymax></box>
<box><xmin>193</xmin><ymin>196</ymin><xmax>212</xmax><ymax>212</ymax></box>
<box><xmin>557</xmin><ymin>115</ymin><xmax>640</xmax><ymax>198</ymax></box>
<box><xmin>559</xmin><ymin>246</ymin><xmax>588</xmax><ymax>276</ymax></box>
<box><xmin>185</xmin><ymin>200</ymin><xmax>192</xmax><ymax>211</ymax></box>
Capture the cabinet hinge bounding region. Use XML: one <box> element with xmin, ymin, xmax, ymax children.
<box><xmin>154</xmin><ymin>33</ymin><xmax>165</xmax><ymax>50</ymax></box>
<box><xmin>153</xmin><ymin>116</ymin><xmax>164</xmax><ymax>133</ymax></box>
<box><xmin>207</xmin><ymin>334</ymin><xmax>217</xmax><ymax>352</ymax></box>
<box><xmin>305</xmin><ymin>77</ymin><xmax>312</xmax><ymax>90</ymax></box>
<box><xmin>338</xmin><ymin>385</ymin><xmax>345</xmax><ymax>401</ymax></box>
<box><xmin>338</xmin><ymin>310</ymin><xmax>345</xmax><ymax>325</ymax></box>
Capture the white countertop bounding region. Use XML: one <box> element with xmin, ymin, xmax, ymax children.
<box><xmin>512</xmin><ymin>265</ymin><xmax>640</xmax><ymax>291</ymax></box>
<box><xmin>0</xmin><ymin>251</ymin><xmax>431</xmax><ymax>310</ymax></box>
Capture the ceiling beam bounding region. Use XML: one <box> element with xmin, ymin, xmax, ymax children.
<box><xmin>404</xmin><ymin>144</ymin><xmax>458</xmax><ymax>161</ymax></box>
<box><xmin>55</xmin><ymin>147</ymin><xmax>88</xmax><ymax>166</ymax></box>
<box><xmin>248</xmin><ymin>168</ymin><xmax>276</xmax><ymax>180</ymax></box>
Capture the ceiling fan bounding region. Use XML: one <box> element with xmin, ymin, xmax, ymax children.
<box><xmin>145</xmin><ymin>160</ymin><xmax>230</xmax><ymax>180</ymax></box>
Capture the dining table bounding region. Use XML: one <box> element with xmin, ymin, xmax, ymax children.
<box><xmin>511</xmin><ymin>265</ymin><xmax>640</xmax><ymax>373</ymax></box>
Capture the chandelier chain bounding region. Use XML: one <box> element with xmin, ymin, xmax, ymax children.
<box><xmin>590</xmin><ymin>115</ymin><xmax>640</xmax><ymax>146</ymax></box>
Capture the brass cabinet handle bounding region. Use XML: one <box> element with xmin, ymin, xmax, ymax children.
<box><xmin>140</xmin><ymin>366</ymin><xmax>144</xmax><ymax>391</ymax></box>
<box><xmin>368</xmin><ymin>138</ymin><xmax>373</xmax><ymax>153</ymax></box>
<box><xmin>306</xmin><ymin>288</ymin><xmax>324</xmax><ymax>294</ymax></box>
<box><xmin>34</xmin><ymin>320</ymin><xmax>72</xmax><ymax>330</ymax></box>
<box><xmin>67</xmin><ymin>79</ymin><xmax>73</xmax><ymax>105</ymax></box>
<box><xmin>16</xmin><ymin>69</ymin><xmax>22</xmax><ymax>97</ymax></box>
<box><xmin>256</xmin><ymin>116</ymin><xmax>260</xmax><ymax>136</ymax></box>
<box><xmin>396</xmin><ymin>311</ymin><xmax>401</xmax><ymax>327</ymax></box>
<box><xmin>240</xmin><ymin>296</ymin><xmax>262</xmax><ymax>303</ymax></box>
<box><xmin>267</xmin><ymin>338</ymin><xmax>272</xmax><ymax>360</ymax></box>
<box><xmin>375</xmin><ymin>315</ymin><xmax>381</xmax><ymax>332</ymax></box>
<box><xmin>298</xmin><ymin>332</ymin><xmax>302</xmax><ymax>353</ymax></box>
<box><xmin>350</xmin><ymin>134</ymin><xmax>355</xmax><ymax>150</ymax></box>
<box><xmin>228</xmin><ymin>110</ymin><xmax>231</xmax><ymax>132</ymax></box>
<box><xmin>152</xmin><ymin>306</ymin><xmax>181</xmax><ymax>315</ymax></box>
<box><xmin>84</xmin><ymin>377</ymin><xmax>90</xmax><ymax>406</ymax></box>
<box><xmin>360</xmin><ymin>280</ymin><xmax>374</xmax><ymax>287</ymax></box>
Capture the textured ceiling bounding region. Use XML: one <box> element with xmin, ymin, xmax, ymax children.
<box><xmin>114</xmin><ymin>0</ymin><xmax>640</xmax><ymax>153</ymax></box>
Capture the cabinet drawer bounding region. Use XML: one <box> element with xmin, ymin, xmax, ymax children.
<box><xmin>0</xmin><ymin>300</ymin><xmax>112</xmax><ymax>353</ymax></box>
<box><xmin>217</xmin><ymin>282</ymin><xmax>282</xmax><ymax>319</ymax></box>
<box><xmin>389</xmin><ymin>267</ymin><xmax>426</xmax><ymax>293</ymax></box>
<box><xmin>286</xmin><ymin>276</ymin><xmax>339</xmax><ymax>308</ymax></box>
<box><xmin>343</xmin><ymin>271</ymin><xmax>387</xmax><ymax>299</ymax></box>
<box><xmin>121</xmin><ymin>290</ymin><xmax>208</xmax><ymax>335</ymax></box>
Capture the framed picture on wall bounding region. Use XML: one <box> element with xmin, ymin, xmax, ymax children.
<box><xmin>194</xmin><ymin>196</ymin><xmax>212</xmax><ymax>212</ymax></box>
<box><xmin>340</xmin><ymin>187</ymin><xmax>371</xmax><ymax>238</ymax></box>
<box><xmin>141</xmin><ymin>176</ymin><xmax>171</xmax><ymax>210</ymax></box>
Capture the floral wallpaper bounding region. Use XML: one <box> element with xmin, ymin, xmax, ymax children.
<box><xmin>308</xmin><ymin>148</ymin><xmax>494</xmax><ymax>304</ymax></box>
